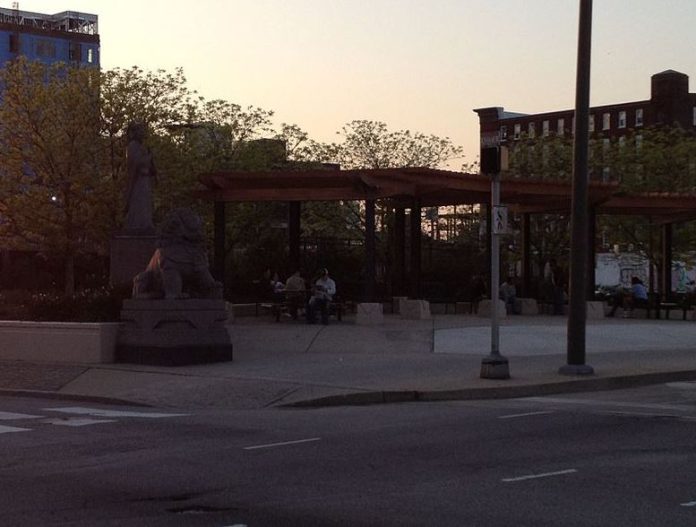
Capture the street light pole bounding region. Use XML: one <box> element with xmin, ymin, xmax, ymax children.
<box><xmin>560</xmin><ymin>0</ymin><xmax>594</xmax><ymax>376</ymax></box>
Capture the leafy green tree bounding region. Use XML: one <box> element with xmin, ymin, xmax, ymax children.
<box><xmin>332</xmin><ymin>120</ymin><xmax>463</xmax><ymax>170</ymax></box>
<box><xmin>0</xmin><ymin>58</ymin><xmax>115</xmax><ymax>295</ymax></box>
<box><xmin>504</xmin><ymin>126</ymin><xmax>696</xmax><ymax>284</ymax></box>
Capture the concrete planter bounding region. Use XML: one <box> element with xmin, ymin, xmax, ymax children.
<box><xmin>0</xmin><ymin>321</ymin><xmax>121</xmax><ymax>364</ymax></box>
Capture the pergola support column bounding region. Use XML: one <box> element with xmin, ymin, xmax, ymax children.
<box><xmin>587</xmin><ymin>207</ymin><xmax>596</xmax><ymax>298</ymax></box>
<box><xmin>364</xmin><ymin>199</ymin><xmax>376</xmax><ymax>302</ymax></box>
<box><xmin>213</xmin><ymin>201</ymin><xmax>226</xmax><ymax>285</ymax></box>
<box><xmin>288</xmin><ymin>201</ymin><xmax>301</xmax><ymax>272</ymax></box>
<box><xmin>409</xmin><ymin>200</ymin><xmax>422</xmax><ymax>298</ymax></box>
<box><xmin>393</xmin><ymin>207</ymin><xmax>406</xmax><ymax>296</ymax></box>
<box><xmin>662</xmin><ymin>223</ymin><xmax>673</xmax><ymax>301</ymax></box>
<box><xmin>521</xmin><ymin>213</ymin><xmax>531</xmax><ymax>297</ymax></box>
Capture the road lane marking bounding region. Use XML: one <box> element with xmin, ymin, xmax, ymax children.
<box><xmin>680</xmin><ymin>501</ymin><xmax>696</xmax><ymax>507</ymax></box>
<box><xmin>523</xmin><ymin>397</ymin><xmax>692</xmax><ymax>412</ymax></box>
<box><xmin>600</xmin><ymin>410</ymin><xmax>681</xmax><ymax>419</ymax></box>
<box><xmin>244</xmin><ymin>437</ymin><xmax>322</xmax><ymax>450</ymax></box>
<box><xmin>0</xmin><ymin>425</ymin><xmax>31</xmax><ymax>434</ymax></box>
<box><xmin>41</xmin><ymin>418</ymin><xmax>116</xmax><ymax>427</ymax></box>
<box><xmin>498</xmin><ymin>411</ymin><xmax>554</xmax><ymax>419</ymax></box>
<box><xmin>502</xmin><ymin>469</ymin><xmax>577</xmax><ymax>483</ymax></box>
<box><xmin>0</xmin><ymin>411</ymin><xmax>43</xmax><ymax>420</ymax></box>
<box><xmin>44</xmin><ymin>407</ymin><xmax>188</xmax><ymax>418</ymax></box>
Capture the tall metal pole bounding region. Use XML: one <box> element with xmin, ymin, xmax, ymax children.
<box><xmin>481</xmin><ymin>170</ymin><xmax>509</xmax><ymax>379</ymax></box>
<box><xmin>560</xmin><ymin>0</ymin><xmax>594</xmax><ymax>375</ymax></box>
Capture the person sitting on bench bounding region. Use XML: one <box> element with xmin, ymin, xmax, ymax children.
<box><xmin>306</xmin><ymin>268</ymin><xmax>336</xmax><ymax>325</ymax></box>
<box><xmin>284</xmin><ymin>270</ymin><xmax>306</xmax><ymax>319</ymax></box>
<box><xmin>607</xmin><ymin>276</ymin><xmax>648</xmax><ymax>317</ymax></box>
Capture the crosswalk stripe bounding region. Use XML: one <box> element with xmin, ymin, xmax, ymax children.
<box><xmin>41</xmin><ymin>418</ymin><xmax>116</xmax><ymax>427</ymax></box>
<box><xmin>0</xmin><ymin>425</ymin><xmax>31</xmax><ymax>434</ymax></box>
<box><xmin>0</xmin><ymin>411</ymin><xmax>44</xmax><ymax>420</ymax></box>
<box><xmin>43</xmin><ymin>407</ymin><xmax>188</xmax><ymax>419</ymax></box>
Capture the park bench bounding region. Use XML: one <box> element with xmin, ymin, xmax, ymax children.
<box><xmin>260</xmin><ymin>298</ymin><xmax>347</xmax><ymax>322</ymax></box>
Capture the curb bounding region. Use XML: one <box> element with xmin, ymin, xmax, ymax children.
<box><xmin>283</xmin><ymin>369</ymin><xmax>696</xmax><ymax>408</ymax></box>
<box><xmin>0</xmin><ymin>389</ymin><xmax>152</xmax><ymax>407</ymax></box>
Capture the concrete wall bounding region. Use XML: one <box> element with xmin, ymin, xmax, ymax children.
<box><xmin>0</xmin><ymin>321</ymin><xmax>120</xmax><ymax>363</ymax></box>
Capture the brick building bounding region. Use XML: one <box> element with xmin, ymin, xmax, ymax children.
<box><xmin>476</xmin><ymin>70</ymin><xmax>696</xmax><ymax>156</ymax></box>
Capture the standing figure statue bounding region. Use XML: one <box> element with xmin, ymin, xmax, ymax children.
<box><xmin>124</xmin><ymin>121</ymin><xmax>157</xmax><ymax>233</ymax></box>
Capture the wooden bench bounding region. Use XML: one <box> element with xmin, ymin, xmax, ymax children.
<box><xmin>260</xmin><ymin>300</ymin><xmax>346</xmax><ymax>322</ymax></box>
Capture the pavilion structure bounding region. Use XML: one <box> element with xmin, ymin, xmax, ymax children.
<box><xmin>197</xmin><ymin>167</ymin><xmax>696</xmax><ymax>302</ymax></box>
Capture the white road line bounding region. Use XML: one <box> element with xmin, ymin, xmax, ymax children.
<box><xmin>522</xmin><ymin>397</ymin><xmax>692</xmax><ymax>412</ymax></box>
<box><xmin>502</xmin><ymin>469</ymin><xmax>577</xmax><ymax>483</ymax></box>
<box><xmin>0</xmin><ymin>411</ymin><xmax>44</xmax><ymax>420</ymax></box>
<box><xmin>244</xmin><ymin>437</ymin><xmax>322</xmax><ymax>451</ymax></box>
<box><xmin>44</xmin><ymin>407</ymin><xmax>188</xmax><ymax>418</ymax></box>
<box><xmin>680</xmin><ymin>501</ymin><xmax>696</xmax><ymax>507</ymax></box>
<box><xmin>498</xmin><ymin>411</ymin><xmax>554</xmax><ymax>419</ymax></box>
<box><xmin>41</xmin><ymin>418</ymin><xmax>116</xmax><ymax>427</ymax></box>
<box><xmin>600</xmin><ymin>410</ymin><xmax>681</xmax><ymax>419</ymax></box>
<box><xmin>0</xmin><ymin>425</ymin><xmax>31</xmax><ymax>434</ymax></box>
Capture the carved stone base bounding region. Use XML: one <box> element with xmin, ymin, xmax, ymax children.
<box><xmin>117</xmin><ymin>299</ymin><xmax>233</xmax><ymax>366</ymax></box>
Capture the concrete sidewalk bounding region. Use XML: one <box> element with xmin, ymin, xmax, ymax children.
<box><xmin>1</xmin><ymin>314</ymin><xmax>696</xmax><ymax>409</ymax></box>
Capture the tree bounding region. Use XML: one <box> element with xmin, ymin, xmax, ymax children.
<box><xmin>332</xmin><ymin>120</ymin><xmax>463</xmax><ymax>170</ymax></box>
<box><xmin>504</xmin><ymin>126</ymin><xmax>696</xmax><ymax>285</ymax></box>
<box><xmin>0</xmin><ymin>58</ymin><xmax>115</xmax><ymax>295</ymax></box>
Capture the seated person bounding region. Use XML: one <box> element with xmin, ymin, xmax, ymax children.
<box><xmin>284</xmin><ymin>270</ymin><xmax>306</xmax><ymax>319</ymax></box>
<box><xmin>499</xmin><ymin>276</ymin><xmax>519</xmax><ymax>315</ymax></box>
<box><xmin>607</xmin><ymin>276</ymin><xmax>648</xmax><ymax>317</ymax></box>
<box><xmin>306</xmin><ymin>268</ymin><xmax>336</xmax><ymax>325</ymax></box>
<box><xmin>271</xmin><ymin>271</ymin><xmax>285</xmax><ymax>303</ymax></box>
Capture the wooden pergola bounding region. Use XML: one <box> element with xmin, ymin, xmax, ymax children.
<box><xmin>197</xmin><ymin>167</ymin><xmax>696</xmax><ymax>301</ymax></box>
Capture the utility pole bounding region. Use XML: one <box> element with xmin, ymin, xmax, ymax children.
<box><xmin>560</xmin><ymin>0</ymin><xmax>595</xmax><ymax>376</ymax></box>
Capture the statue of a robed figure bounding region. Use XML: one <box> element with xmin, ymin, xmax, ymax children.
<box><xmin>124</xmin><ymin>121</ymin><xmax>157</xmax><ymax>234</ymax></box>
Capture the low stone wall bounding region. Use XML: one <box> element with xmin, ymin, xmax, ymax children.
<box><xmin>356</xmin><ymin>303</ymin><xmax>384</xmax><ymax>325</ymax></box>
<box><xmin>477</xmin><ymin>299</ymin><xmax>507</xmax><ymax>318</ymax></box>
<box><xmin>0</xmin><ymin>321</ymin><xmax>121</xmax><ymax>363</ymax></box>
<box><xmin>400</xmin><ymin>300</ymin><xmax>431</xmax><ymax>320</ymax></box>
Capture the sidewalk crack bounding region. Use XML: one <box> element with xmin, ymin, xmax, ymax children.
<box><xmin>304</xmin><ymin>325</ymin><xmax>325</xmax><ymax>353</ymax></box>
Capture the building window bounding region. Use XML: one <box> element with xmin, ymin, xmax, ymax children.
<box><xmin>528</xmin><ymin>122</ymin><xmax>536</xmax><ymax>138</ymax></box>
<box><xmin>36</xmin><ymin>39</ymin><xmax>57</xmax><ymax>58</ymax></box>
<box><xmin>9</xmin><ymin>34</ymin><xmax>19</xmax><ymax>53</ymax></box>
<box><xmin>636</xmin><ymin>134</ymin><xmax>643</xmax><ymax>150</ymax></box>
<box><xmin>557</xmin><ymin>118</ymin><xmax>565</xmax><ymax>135</ymax></box>
<box><xmin>513</xmin><ymin>123</ymin><xmax>521</xmax><ymax>140</ymax></box>
<box><xmin>589</xmin><ymin>115</ymin><xmax>595</xmax><ymax>132</ymax></box>
<box><xmin>500</xmin><ymin>125</ymin><xmax>508</xmax><ymax>141</ymax></box>
<box><xmin>542</xmin><ymin>120</ymin><xmax>549</xmax><ymax>137</ymax></box>
<box><xmin>618</xmin><ymin>111</ymin><xmax>626</xmax><ymax>129</ymax></box>
<box><xmin>635</xmin><ymin>108</ymin><xmax>644</xmax><ymax>127</ymax></box>
<box><xmin>87</xmin><ymin>48</ymin><xmax>94</xmax><ymax>63</ymax></box>
<box><xmin>602</xmin><ymin>113</ymin><xmax>610</xmax><ymax>130</ymax></box>
<box><xmin>69</xmin><ymin>41</ymin><xmax>82</xmax><ymax>62</ymax></box>
<box><xmin>693</xmin><ymin>107</ymin><xmax>696</xmax><ymax>126</ymax></box>
<box><xmin>619</xmin><ymin>136</ymin><xmax>626</xmax><ymax>148</ymax></box>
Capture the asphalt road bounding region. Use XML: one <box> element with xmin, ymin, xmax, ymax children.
<box><xmin>1</xmin><ymin>383</ymin><xmax>696</xmax><ymax>526</ymax></box>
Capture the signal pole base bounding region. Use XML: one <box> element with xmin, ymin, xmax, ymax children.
<box><xmin>480</xmin><ymin>356</ymin><xmax>510</xmax><ymax>379</ymax></box>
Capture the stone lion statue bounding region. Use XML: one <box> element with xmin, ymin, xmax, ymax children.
<box><xmin>133</xmin><ymin>208</ymin><xmax>223</xmax><ymax>300</ymax></box>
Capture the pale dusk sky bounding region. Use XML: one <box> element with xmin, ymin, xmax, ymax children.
<box><xmin>12</xmin><ymin>0</ymin><xmax>696</xmax><ymax>168</ymax></box>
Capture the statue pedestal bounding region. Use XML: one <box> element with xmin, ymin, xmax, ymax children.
<box><xmin>117</xmin><ymin>299</ymin><xmax>233</xmax><ymax>366</ymax></box>
<box><xmin>110</xmin><ymin>234</ymin><xmax>158</xmax><ymax>288</ymax></box>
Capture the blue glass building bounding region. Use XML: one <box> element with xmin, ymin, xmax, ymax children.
<box><xmin>0</xmin><ymin>7</ymin><xmax>99</xmax><ymax>67</ymax></box>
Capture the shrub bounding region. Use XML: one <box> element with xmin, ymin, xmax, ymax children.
<box><xmin>0</xmin><ymin>287</ymin><xmax>128</xmax><ymax>322</ymax></box>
